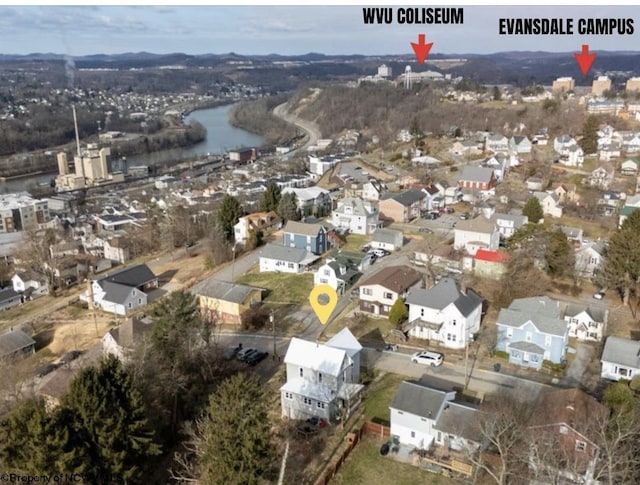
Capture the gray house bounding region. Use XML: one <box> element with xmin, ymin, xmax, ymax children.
<box><xmin>496</xmin><ymin>296</ymin><xmax>569</xmax><ymax>369</ymax></box>
<box><xmin>371</xmin><ymin>228</ymin><xmax>404</xmax><ymax>251</ymax></box>
<box><xmin>283</xmin><ymin>220</ymin><xmax>331</xmax><ymax>255</ymax></box>
<box><xmin>280</xmin><ymin>329</ymin><xmax>363</xmax><ymax>422</ymax></box>
<box><xmin>0</xmin><ymin>328</ymin><xmax>35</xmax><ymax>361</ymax></box>
<box><xmin>0</xmin><ymin>288</ymin><xmax>22</xmax><ymax>312</ymax></box>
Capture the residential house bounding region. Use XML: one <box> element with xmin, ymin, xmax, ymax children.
<box><xmin>492</xmin><ymin>213</ymin><xmax>528</xmax><ymax>239</ymax></box>
<box><xmin>103</xmin><ymin>237</ymin><xmax>130</xmax><ymax>264</ymax></box>
<box><xmin>598</xmin><ymin>144</ymin><xmax>621</xmax><ymax>162</ymax></box>
<box><xmin>495</xmin><ymin>296</ymin><xmax>569</xmax><ymax>369</ymax></box>
<box><xmin>403</xmin><ymin>278</ymin><xmax>483</xmax><ymax>349</ymax></box>
<box><xmin>331</xmin><ymin>197</ymin><xmax>380</xmax><ymax>235</ymax></box>
<box><xmin>554</xmin><ymin>135</ymin><xmax>577</xmax><ymax>154</ymax></box>
<box><xmin>420</xmin><ymin>184</ymin><xmax>443</xmax><ymax>211</ymax></box>
<box><xmin>485</xmin><ymin>134</ymin><xmax>509</xmax><ymax>153</ymax></box>
<box><xmin>234</xmin><ymin>211</ymin><xmax>282</xmax><ymax>245</ymax></box>
<box><xmin>82</xmin><ymin>264</ymin><xmax>158</xmax><ymax>316</ymax></box>
<box><xmin>453</xmin><ymin>216</ymin><xmax>500</xmax><ymax>256</ymax></box>
<box><xmin>313</xmin><ymin>259</ymin><xmax>360</xmax><ymax>295</ymax></box>
<box><xmin>575</xmin><ymin>241</ymin><xmax>606</xmax><ymax>278</ymax></box>
<box><xmin>618</xmin><ymin>205</ymin><xmax>640</xmax><ymax>228</ymax></box>
<box><xmin>598</xmin><ymin>191</ymin><xmax>624</xmax><ymax>216</ymax></box>
<box><xmin>525</xmin><ymin>177</ymin><xmax>544</xmax><ymax>192</ymax></box>
<box><xmin>527</xmin><ymin>388</ymin><xmax>607</xmax><ymax>485</ymax></box>
<box><xmin>587</xmin><ymin>166</ymin><xmax>615</xmax><ymax>189</ymax></box>
<box><xmin>370</xmin><ymin>228</ymin><xmax>403</xmax><ymax>252</ymax></box>
<box><xmin>564</xmin><ymin>304</ymin><xmax>607</xmax><ymax>342</ymax></box>
<box><xmin>361</xmin><ymin>180</ymin><xmax>386</xmax><ymax>202</ymax></box>
<box><xmin>533</xmin><ymin>192</ymin><xmax>563</xmax><ymax>218</ymax></box>
<box><xmin>390</xmin><ymin>380</ymin><xmax>482</xmax><ymax>452</ymax></box>
<box><xmin>190</xmin><ymin>279</ymin><xmax>264</xmax><ymax>324</ymax></box>
<box><xmin>358</xmin><ymin>265</ymin><xmax>423</xmax><ymax>317</ymax></box>
<box><xmin>379</xmin><ymin>190</ymin><xmax>426</xmax><ymax>223</ymax></box>
<box><xmin>283</xmin><ymin>220</ymin><xmax>331</xmax><ymax>255</ymax></box>
<box><xmin>49</xmin><ymin>241</ymin><xmax>81</xmax><ymax>259</ymax></box>
<box><xmin>0</xmin><ymin>288</ymin><xmax>22</xmax><ymax>311</ymax></box>
<box><xmin>457</xmin><ymin>166</ymin><xmax>497</xmax><ymax>193</ymax></box>
<box><xmin>552</xmin><ymin>183</ymin><xmax>579</xmax><ymax>204</ymax></box>
<box><xmin>600</xmin><ymin>336</ymin><xmax>640</xmax><ymax>381</ymax></box>
<box><xmin>259</xmin><ymin>243</ymin><xmax>319</xmax><ymax>273</ymax></box>
<box><xmin>474</xmin><ymin>249</ymin><xmax>509</xmax><ymax>279</ymax></box>
<box><xmin>450</xmin><ymin>139</ymin><xmax>482</xmax><ymax>156</ymax></box>
<box><xmin>102</xmin><ymin>316</ymin><xmax>153</xmax><ymax>361</ymax></box>
<box><xmin>620</xmin><ymin>159</ymin><xmax>639</xmax><ymax>176</ymax></box>
<box><xmin>482</xmin><ymin>153</ymin><xmax>513</xmax><ymax>182</ymax></box>
<box><xmin>559</xmin><ymin>145</ymin><xmax>585</xmax><ymax>167</ymax></box>
<box><xmin>0</xmin><ymin>328</ymin><xmax>35</xmax><ymax>361</ymax></box>
<box><xmin>11</xmin><ymin>271</ymin><xmax>48</xmax><ymax>298</ymax></box>
<box><xmin>280</xmin><ymin>330</ymin><xmax>364</xmax><ymax>422</ymax></box>
<box><xmin>559</xmin><ymin>226</ymin><xmax>584</xmax><ymax>245</ymax></box>
<box><xmin>282</xmin><ymin>186</ymin><xmax>332</xmax><ymax>217</ymax></box>
<box><xmin>509</xmin><ymin>135</ymin><xmax>532</xmax><ymax>154</ymax></box>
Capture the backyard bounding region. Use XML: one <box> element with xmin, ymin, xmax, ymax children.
<box><xmin>236</xmin><ymin>271</ymin><xmax>314</xmax><ymax>306</ymax></box>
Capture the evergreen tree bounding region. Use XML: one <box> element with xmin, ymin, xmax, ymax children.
<box><xmin>492</xmin><ymin>86</ymin><xmax>502</xmax><ymax>101</ymax></box>
<box><xmin>196</xmin><ymin>373</ymin><xmax>275</xmax><ymax>484</ymax></box>
<box><xmin>599</xmin><ymin>209</ymin><xmax>640</xmax><ymax>313</ymax></box>
<box><xmin>388</xmin><ymin>298</ymin><xmax>408</xmax><ymax>326</ymax></box>
<box><xmin>522</xmin><ymin>196</ymin><xmax>544</xmax><ymax>223</ymax></box>
<box><xmin>216</xmin><ymin>195</ymin><xmax>244</xmax><ymax>242</ymax></box>
<box><xmin>277</xmin><ymin>192</ymin><xmax>301</xmax><ymax>222</ymax></box>
<box><xmin>260</xmin><ymin>182</ymin><xmax>281</xmax><ymax>212</ymax></box>
<box><xmin>62</xmin><ymin>356</ymin><xmax>161</xmax><ymax>484</ymax></box>
<box><xmin>544</xmin><ymin>229</ymin><xmax>574</xmax><ymax>278</ymax></box>
<box><xmin>580</xmin><ymin>115</ymin><xmax>599</xmax><ymax>154</ymax></box>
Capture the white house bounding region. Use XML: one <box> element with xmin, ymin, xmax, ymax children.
<box><xmin>370</xmin><ymin>228</ymin><xmax>403</xmax><ymax>252</ymax></box>
<box><xmin>259</xmin><ymin>243</ymin><xmax>319</xmax><ymax>273</ymax></box>
<box><xmin>103</xmin><ymin>237</ymin><xmax>130</xmax><ymax>264</ymax></box>
<box><xmin>11</xmin><ymin>272</ymin><xmax>48</xmax><ymax>297</ymax></box>
<box><xmin>453</xmin><ymin>216</ymin><xmax>500</xmax><ymax>256</ymax></box>
<box><xmin>563</xmin><ymin>304</ymin><xmax>607</xmax><ymax>342</ymax></box>
<box><xmin>390</xmin><ymin>380</ymin><xmax>482</xmax><ymax>452</ymax></box>
<box><xmin>403</xmin><ymin>278</ymin><xmax>483</xmax><ymax>350</ymax></box>
<box><xmin>554</xmin><ymin>135</ymin><xmax>577</xmax><ymax>154</ymax></box>
<box><xmin>330</xmin><ymin>197</ymin><xmax>380</xmax><ymax>235</ymax></box>
<box><xmin>313</xmin><ymin>259</ymin><xmax>360</xmax><ymax>295</ymax></box>
<box><xmin>560</xmin><ymin>145</ymin><xmax>585</xmax><ymax>167</ymax></box>
<box><xmin>492</xmin><ymin>213</ymin><xmax>528</xmax><ymax>239</ymax></box>
<box><xmin>588</xmin><ymin>166</ymin><xmax>615</xmax><ymax>189</ymax></box>
<box><xmin>358</xmin><ymin>265</ymin><xmax>423</xmax><ymax>317</ymax></box>
<box><xmin>575</xmin><ymin>241</ymin><xmax>606</xmax><ymax>278</ymax></box>
<box><xmin>280</xmin><ymin>330</ymin><xmax>364</xmax><ymax>422</ymax></box>
<box><xmin>601</xmin><ymin>336</ymin><xmax>640</xmax><ymax>381</ymax></box>
<box><xmin>621</xmin><ymin>159</ymin><xmax>639</xmax><ymax>176</ymax></box>
<box><xmin>533</xmin><ymin>192</ymin><xmax>563</xmax><ymax>218</ymax></box>
<box><xmin>102</xmin><ymin>316</ymin><xmax>153</xmax><ymax>361</ymax></box>
<box><xmin>485</xmin><ymin>134</ymin><xmax>509</xmax><ymax>153</ymax></box>
<box><xmin>509</xmin><ymin>135</ymin><xmax>532</xmax><ymax>154</ymax></box>
<box><xmin>361</xmin><ymin>180</ymin><xmax>386</xmax><ymax>201</ymax></box>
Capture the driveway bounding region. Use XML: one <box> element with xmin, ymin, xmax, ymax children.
<box><xmin>563</xmin><ymin>342</ymin><xmax>596</xmax><ymax>388</ymax></box>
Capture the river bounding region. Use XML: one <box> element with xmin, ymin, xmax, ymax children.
<box><xmin>1</xmin><ymin>103</ymin><xmax>264</xmax><ymax>193</ymax></box>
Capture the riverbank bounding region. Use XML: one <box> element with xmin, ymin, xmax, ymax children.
<box><xmin>228</xmin><ymin>95</ymin><xmax>297</xmax><ymax>144</ymax></box>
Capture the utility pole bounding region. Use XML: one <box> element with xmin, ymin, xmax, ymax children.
<box><xmin>270</xmin><ymin>312</ymin><xmax>277</xmax><ymax>360</ymax></box>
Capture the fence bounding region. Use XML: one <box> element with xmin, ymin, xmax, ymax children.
<box><xmin>313</xmin><ymin>425</ymin><xmax>365</xmax><ymax>485</ymax></box>
<box><xmin>362</xmin><ymin>420</ymin><xmax>391</xmax><ymax>439</ymax></box>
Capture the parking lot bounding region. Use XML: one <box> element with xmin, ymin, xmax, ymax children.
<box><xmin>414</xmin><ymin>211</ymin><xmax>462</xmax><ymax>234</ymax></box>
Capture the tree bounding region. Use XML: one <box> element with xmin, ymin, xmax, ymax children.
<box><xmin>388</xmin><ymin>298</ymin><xmax>408</xmax><ymax>326</ymax></box>
<box><xmin>216</xmin><ymin>195</ymin><xmax>244</xmax><ymax>242</ymax></box>
<box><xmin>598</xmin><ymin>209</ymin><xmax>640</xmax><ymax>316</ymax></box>
<box><xmin>492</xmin><ymin>86</ymin><xmax>502</xmax><ymax>101</ymax></box>
<box><xmin>62</xmin><ymin>356</ymin><xmax>161</xmax><ymax>483</ymax></box>
<box><xmin>277</xmin><ymin>192</ymin><xmax>301</xmax><ymax>222</ymax></box>
<box><xmin>522</xmin><ymin>196</ymin><xmax>543</xmax><ymax>224</ymax></box>
<box><xmin>544</xmin><ymin>229</ymin><xmax>574</xmax><ymax>279</ymax></box>
<box><xmin>173</xmin><ymin>373</ymin><xmax>275</xmax><ymax>484</ymax></box>
<box><xmin>409</xmin><ymin>117</ymin><xmax>422</xmax><ymax>138</ymax></box>
<box><xmin>580</xmin><ymin>115</ymin><xmax>599</xmax><ymax>154</ymax></box>
<box><xmin>16</xmin><ymin>228</ymin><xmax>60</xmax><ymax>296</ymax></box>
<box><xmin>260</xmin><ymin>182</ymin><xmax>281</xmax><ymax>212</ymax></box>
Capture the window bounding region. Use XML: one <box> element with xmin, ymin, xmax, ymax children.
<box><xmin>318</xmin><ymin>373</ymin><xmax>322</xmax><ymax>383</ymax></box>
<box><xmin>506</xmin><ymin>327</ymin><xmax>513</xmax><ymax>338</ymax></box>
<box><xmin>620</xmin><ymin>368</ymin><xmax>629</xmax><ymax>377</ymax></box>
<box><xmin>575</xmin><ymin>441</ymin><xmax>587</xmax><ymax>452</ymax></box>
<box><xmin>363</xmin><ymin>288</ymin><xmax>373</xmax><ymax>296</ymax></box>
<box><xmin>138</xmin><ymin>298</ymin><xmax>142</xmax><ymax>304</ymax></box>
<box><xmin>526</xmin><ymin>332</ymin><xmax>532</xmax><ymax>342</ymax></box>
<box><xmin>383</xmin><ymin>292</ymin><xmax>393</xmax><ymax>300</ymax></box>
<box><xmin>411</xmin><ymin>431</ymin><xmax>415</xmax><ymax>438</ymax></box>
<box><xmin>303</xmin><ymin>397</ymin><xmax>312</xmax><ymax>405</ymax></box>
<box><xmin>317</xmin><ymin>402</ymin><xmax>325</xmax><ymax>409</ymax></box>
<box><xmin>128</xmin><ymin>302</ymin><xmax>132</xmax><ymax>309</ymax></box>
<box><xmin>420</xmin><ymin>308</ymin><xmax>425</xmax><ymax>317</ymax></box>
<box><xmin>288</xmin><ymin>263</ymin><xmax>295</xmax><ymax>269</ymax></box>
<box><xmin>299</xmin><ymin>368</ymin><xmax>304</xmax><ymax>377</ymax></box>
<box><xmin>284</xmin><ymin>392</ymin><xmax>293</xmax><ymax>400</ymax></box>
<box><xmin>323</xmin><ymin>269</ymin><xmax>330</xmax><ymax>276</ymax></box>
<box><xmin>545</xmin><ymin>335</ymin><xmax>552</xmax><ymax>347</ymax></box>
<box><xmin>452</xmin><ymin>319</ymin><xmax>457</xmax><ymax>326</ymax></box>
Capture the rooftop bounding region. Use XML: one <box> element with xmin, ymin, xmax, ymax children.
<box><xmin>190</xmin><ymin>279</ymin><xmax>263</xmax><ymax>303</ymax></box>
<box><xmin>359</xmin><ymin>265</ymin><xmax>422</xmax><ymax>294</ymax></box>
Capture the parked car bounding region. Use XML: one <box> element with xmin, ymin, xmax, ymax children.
<box><xmin>58</xmin><ymin>350</ymin><xmax>83</xmax><ymax>365</ymax></box>
<box><xmin>236</xmin><ymin>347</ymin><xmax>256</xmax><ymax>361</ymax></box>
<box><xmin>361</xmin><ymin>244</ymin><xmax>371</xmax><ymax>253</ymax></box>
<box><xmin>426</xmin><ymin>212</ymin><xmax>440</xmax><ymax>220</ymax></box>
<box><xmin>369</xmin><ymin>248</ymin><xmax>390</xmax><ymax>258</ymax></box>
<box><xmin>593</xmin><ymin>290</ymin><xmax>606</xmax><ymax>300</ymax></box>
<box><xmin>460</xmin><ymin>212</ymin><xmax>470</xmax><ymax>220</ymax></box>
<box><xmin>247</xmin><ymin>351</ymin><xmax>269</xmax><ymax>366</ymax></box>
<box><xmin>242</xmin><ymin>349</ymin><xmax>260</xmax><ymax>363</ymax></box>
<box><xmin>411</xmin><ymin>351</ymin><xmax>444</xmax><ymax>367</ymax></box>
<box><xmin>226</xmin><ymin>343</ymin><xmax>243</xmax><ymax>360</ymax></box>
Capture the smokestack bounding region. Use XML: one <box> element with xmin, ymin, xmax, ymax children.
<box><xmin>57</xmin><ymin>152</ymin><xmax>68</xmax><ymax>176</ymax></box>
<box><xmin>73</xmin><ymin>105</ymin><xmax>81</xmax><ymax>157</ymax></box>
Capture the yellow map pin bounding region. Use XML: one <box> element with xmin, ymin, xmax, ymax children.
<box><xmin>309</xmin><ymin>284</ymin><xmax>338</xmax><ymax>325</ymax></box>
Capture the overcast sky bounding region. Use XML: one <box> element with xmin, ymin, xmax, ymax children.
<box><xmin>1</xmin><ymin>6</ymin><xmax>639</xmax><ymax>56</ymax></box>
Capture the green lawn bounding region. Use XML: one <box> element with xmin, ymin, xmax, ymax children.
<box><xmin>364</xmin><ymin>373</ymin><xmax>407</xmax><ymax>425</ymax></box>
<box><xmin>341</xmin><ymin>234</ymin><xmax>371</xmax><ymax>253</ymax></box>
<box><xmin>236</xmin><ymin>272</ymin><xmax>314</xmax><ymax>306</ymax></box>
<box><xmin>333</xmin><ymin>436</ymin><xmax>461</xmax><ymax>485</ymax></box>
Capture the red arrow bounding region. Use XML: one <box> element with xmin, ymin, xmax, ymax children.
<box><xmin>411</xmin><ymin>34</ymin><xmax>433</xmax><ymax>64</ymax></box>
<box><xmin>574</xmin><ymin>44</ymin><xmax>596</xmax><ymax>76</ymax></box>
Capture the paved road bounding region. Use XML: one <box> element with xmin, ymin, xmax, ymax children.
<box><xmin>273</xmin><ymin>102</ymin><xmax>322</xmax><ymax>157</ymax></box>
<box><xmin>208</xmin><ymin>248</ymin><xmax>260</xmax><ymax>283</ymax></box>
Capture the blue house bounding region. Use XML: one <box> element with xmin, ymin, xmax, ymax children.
<box><xmin>495</xmin><ymin>296</ymin><xmax>569</xmax><ymax>369</ymax></box>
<box><xmin>283</xmin><ymin>220</ymin><xmax>331</xmax><ymax>255</ymax></box>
